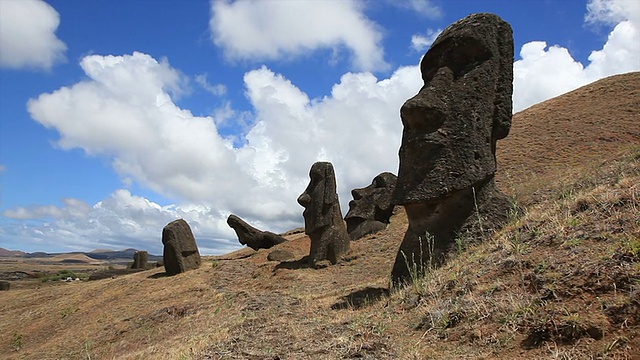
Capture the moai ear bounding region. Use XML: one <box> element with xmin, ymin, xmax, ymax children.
<box><xmin>492</xmin><ymin>20</ymin><xmax>514</xmax><ymax>142</ymax></box>
<box><xmin>323</xmin><ymin>164</ymin><xmax>338</xmax><ymax>206</ymax></box>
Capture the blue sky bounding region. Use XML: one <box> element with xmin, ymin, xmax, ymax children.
<box><xmin>0</xmin><ymin>0</ymin><xmax>638</xmax><ymax>255</ymax></box>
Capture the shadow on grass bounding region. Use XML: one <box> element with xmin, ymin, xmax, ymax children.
<box><xmin>331</xmin><ymin>286</ymin><xmax>390</xmax><ymax>310</ymax></box>
<box><xmin>147</xmin><ymin>272</ymin><xmax>170</xmax><ymax>279</ymax></box>
<box><xmin>273</xmin><ymin>255</ymin><xmax>314</xmax><ymax>270</ymax></box>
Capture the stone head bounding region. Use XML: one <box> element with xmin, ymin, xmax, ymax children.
<box><xmin>394</xmin><ymin>13</ymin><xmax>514</xmax><ymax>206</ymax></box>
<box><xmin>345</xmin><ymin>172</ymin><xmax>397</xmax><ymax>225</ymax></box>
<box><xmin>297</xmin><ymin>162</ymin><xmax>339</xmax><ymax>233</ymax></box>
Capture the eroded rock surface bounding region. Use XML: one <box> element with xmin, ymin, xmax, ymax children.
<box><xmin>392</xmin><ymin>13</ymin><xmax>515</xmax><ymax>286</ymax></box>
<box><xmin>162</xmin><ymin>219</ymin><xmax>201</xmax><ymax>275</ymax></box>
<box><xmin>297</xmin><ymin>162</ymin><xmax>350</xmax><ymax>266</ymax></box>
<box><xmin>227</xmin><ymin>214</ymin><xmax>288</xmax><ymax>251</ymax></box>
<box><xmin>131</xmin><ymin>250</ymin><xmax>148</xmax><ymax>269</ymax></box>
<box><xmin>345</xmin><ymin>172</ymin><xmax>397</xmax><ymax>240</ymax></box>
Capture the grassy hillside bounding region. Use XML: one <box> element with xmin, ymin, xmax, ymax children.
<box><xmin>0</xmin><ymin>72</ymin><xmax>638</xmax><ymax>359</ymax></box>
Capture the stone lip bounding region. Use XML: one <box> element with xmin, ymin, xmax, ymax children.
<box><xmin>227</xmin><ymin>214</ymin><xmax>288</xmax><ymax>251</ymax></box>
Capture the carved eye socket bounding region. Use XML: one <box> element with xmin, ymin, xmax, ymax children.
<box><xmin>373</xmin><ymin>176</ymin><xmax>386</xmax><ymax>188</ymax></box>
<box><xmin>421</xmin><ymin>36</ymin><xmax>492</xmax><ymax>81</ymax></box>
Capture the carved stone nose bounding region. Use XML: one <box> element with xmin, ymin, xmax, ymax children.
<box><xmin>297</xmin><ymin>193</ymin><xmax>311</xmax><ymax>207</ymax></box>
<box><xmin>400</xmin><ymin>95</ymin><xmax>446</xmax><ymax>134</ymax></box>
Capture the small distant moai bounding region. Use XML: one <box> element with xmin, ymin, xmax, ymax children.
<box><xmin>345</xmin><ymin>172</ymin><xmax>397</xmax><ymax>240</ymax></box>
<box><xmin>227</xmin><ymin>214</ymin><xmax>288</xmax><ymax>250</ymax></box>
<box><xmin>131</xmin><ymin>250</ymin><xmax>148</xmax><ymax>269</ymax></box>
<box><xmin>391</xmin><ymin>13</ymin><xmax>515</xmax><ymax>286</ymax></box>
<box><xmin>162</xmin><ymin>219</ymin><xmax>201</xmax><ymax>275</ymax></box>
<box><xmin>0</xmin><ymin>280</ymin><xmax>9</xmax><ymax>291</ymax></box>
<box><xmin>297</xmin><ymin>162</ymin><xmax>350</xmax><ymax>266</ymax></box>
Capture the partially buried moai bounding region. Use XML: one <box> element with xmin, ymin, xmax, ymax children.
<box><xmin>162</xmin><ymin>219</ymin><xmax>201</xmax><ymax>275</ymax></box>
<box><xmin>345</xmin><ymin>172</ymin><xmax>397</xmax><ymax>240</ymax></box>
<box><xmin>297</xmin><ymin>162</ymin><xmax>350</xmax><ymax>266</ymax></box>
<box><xmin>391</xmin><ymin>13</ymin><xmax>515</xmax><ymax>286</ymax></box>
<box><xmin>131</xmin><ymin>250</ymin><xmax>148</xmax><ymax>269</ymax></box>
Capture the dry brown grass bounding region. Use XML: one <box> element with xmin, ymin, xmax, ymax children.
<box><xmin>0</xmin><ymin>72</ymin><xmax>638</xmax><ymax>359</ymax></box>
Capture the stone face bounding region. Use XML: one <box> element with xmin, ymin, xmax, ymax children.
<box><xmin>391</xmin><ymin>13</ymin><xmax>515</xmax><ymax>287</ymax></box>
<box><xmin>297</xmin><ymin>162</ymin><xmax>350</xmax><ymax>266</ymax></box>
<box><xmin>162</xmin><ymin>219</ymin><xmax>201</xmax><ymax>275</ymax></box>
<box><xmin>131</xmin><ymin>250</ymin><xmax>148</xmax><ymax>269</ymax></box>
<box><xmin>345</xmin><ymin>172</ymin><xmax>397</xmax><ymax>240</ymax></box>
<box><xmin>227</xmin><ymin>214</ymin><xmax>288</xmax><ymax>251</ymax></box>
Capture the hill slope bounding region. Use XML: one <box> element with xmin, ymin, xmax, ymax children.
<box><xmin>0</xmin><ymin>72</ymin><xmax>638</xmax><ymax>359</ymax></box>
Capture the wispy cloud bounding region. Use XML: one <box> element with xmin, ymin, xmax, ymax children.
<box><xmin>410</xmin><ymin>28</ymin><xmax>442</xmax><ymax>53</ymax></box>
<box><xmin>389</xmin><ymin>0</ymin><xmax>443</xmax><ymax>19</ymax></box>
<box><xmin>195</xmin><ymin>73</ymin><xmax>227</xmax><ymax>96</ymax></box>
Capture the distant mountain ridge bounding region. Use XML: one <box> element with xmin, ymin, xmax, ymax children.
<box><xmin>0</xmin><ymin>247</ymin><xmax>161</xmax><ymax>261</ymax></box>
<box><xmin>0</xmin><ymin>248</ymin><xmax>26</xmax><ymax>257</ymax></box>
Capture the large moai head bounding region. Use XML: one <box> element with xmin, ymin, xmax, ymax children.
<box><xmin>345</xmin><ymin>172</ymin><xmax>397</xmax><ymax>240</ymax></box>
<box><xmin>395</xmin><ymin>12</ymin><xmax>513</xmax><ymax>209</ymax></box>
<box><xmin>297</xmin><ymin>161</ymin><xmax>350</xmax><ymax>265</ymax></box>
<box><xmin>391</xmin><ymin>13</ymin><xmax>514</xmax><ymax>286</ymax></box>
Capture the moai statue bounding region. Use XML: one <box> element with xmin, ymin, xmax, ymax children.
<box><xmin>297</xmin><ymin>162</ymin><xmax>350</xmax><ymax>266</ymax></box>
<box><xmin>345</xmin><ymin>172</ymin><xmax>397</xmax><ymax>240</ymax></box>
<box><xmin>227</xmin><ymin>214</ymin><xmax>288</xmax><ymax>251</ymax></box>
<box><xmin>131</xmin><ymin>250</ymin><xmax>148</xmax><ymax>269</ymax></box>
<box><xmin>162</xmin><ymin>219</ymin><xmax>201</xmax><ymax>275</ymax></box>
<box><xmin>392</xmin><ymin>13</ymin><xmax>515</xmax><ymax>286</ymax></box>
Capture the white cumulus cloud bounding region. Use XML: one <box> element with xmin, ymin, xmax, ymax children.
<box><xmin>0</xmin><ymin>0</ymin><xmax>67</xmax><ymax>70</ymax></box>
<box><xmin>210</xmin><ymin>0</ymin><xmax>388</xmax><ymax>71</ymax></box>
<box><xmin>513</xmin><ymin>0</ymin><xmax>640</xmax><ymax>112</ymax></box>
<box><xmin>2</xmin><ymin>190</ymin><xmax>238</xmax><ymax>254</ymax></box>
<box><xmin>11</xmin><ymin>0</ymin><xmax>639</xmax><ymax>254</ymax></box>
<box><xmin>23</xmin><ymin>51</ymin><xmax>421</xmax><ymax>253</ymax></box>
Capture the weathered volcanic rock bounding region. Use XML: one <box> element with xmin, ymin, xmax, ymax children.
<box><xmin>297</xmin><ymin>162</ymin><xmax>350</xmax><ymax>266</ymax></box>
<box><xmin>267</xmin><ymin>249</ymin><xmax>296</xmax><ymax>262</ymax></box>
<box><xmin>345</xmin><ymin>172</ymin><xmax>397</xmax><ymax>240</ymax></box>
<box><xmin>391</xmin><ymin>13</ymin><xmax>516</xmax><ymax>287</ymax></box>
<box><xmin>162</xmin><ymin>219</ymin><xmax>201</xmax><ymax>275</ymax></box>
<box><xmin>227</xmin><ymin>214</ymin><xmax>288</xmax><ymax>251</ymax></box>
<box><xmin>131</xmin><ymin>250</ymin><xmax>148</xmax><ymax>269</ymax></box>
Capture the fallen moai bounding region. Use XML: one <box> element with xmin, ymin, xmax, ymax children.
<box><xmin>227</xmin><ymin>214</ymin><xmax>288</xmax><ymax>251</ymax></box>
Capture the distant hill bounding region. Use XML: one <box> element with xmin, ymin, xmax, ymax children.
<box><xmin>497</xmin><ymin>71</ymin><xmax>640</xmax><ymax>204</ymax></box>
<box><xmin>0</xmin><ymin>247</ymin><xmax>161</xmax><ymax>262</ymax></box>
<box><xmin>0</xmin><ymin>248</ymin><xmax>26</xmax><ymax>257</ymax></box>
